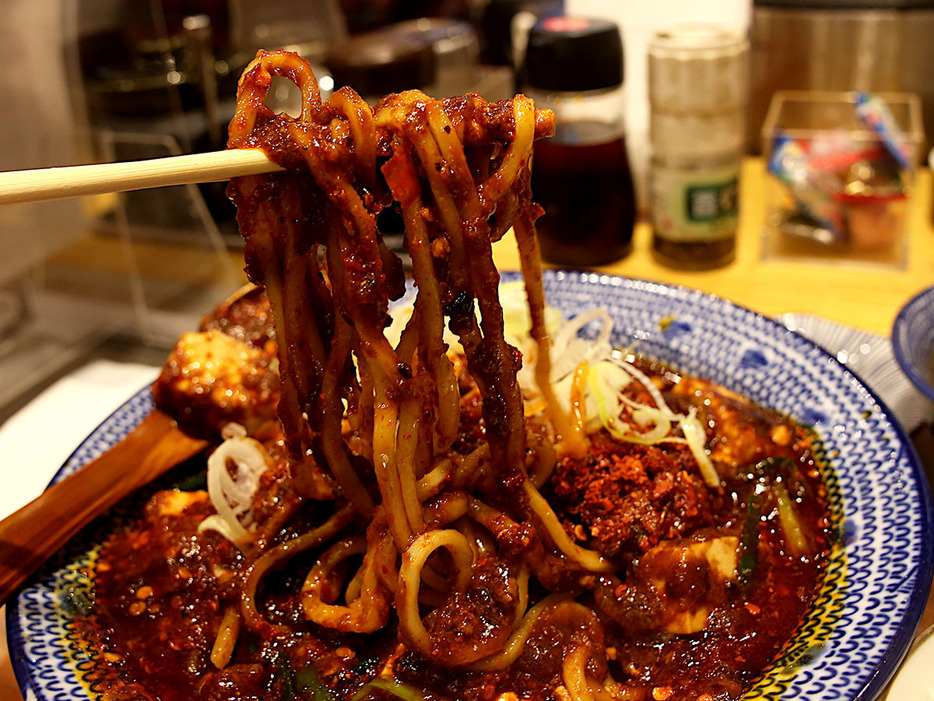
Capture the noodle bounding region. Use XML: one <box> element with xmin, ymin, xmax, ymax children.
<box><xmin>301</xmin><ymin>536</ymin><xmax>389</xmax><ymax>633</ymax></box>
<box><xmin>240</xmin><ymin>503</ymin><xmax>355</xmax><ymax>638</ymax></box>
<box><xmin>468</xmin><ymin>591</ymin><xmax>569</xmax><ymax>672</ymax></box>
<box><xmin>396</xmin><ymin>528</ymin><xmax>476</xmax><ymax>662</ymax></box>
<box><xmin>222</xmin><ymin>45</ymin><xmax>623</xmax><ymax>679</ymax></box>
<box><xmin>81</xmin><ymin>47</ymin><xmax>833</xmax><ymax>701</ymax></box>
<box><xmin>209</xmin><ymin>606</ymin><xmax>242</xmax><ymax>669</ymax></box>
<box><xmin>563</xmin><ymin>646</ymin><xmax>597</xmax><ymax>701</ymax></box>
<box><xmin>522</xmin><ymin>480</ymin><xmax>615</xmax><ymax>573</ymax></box>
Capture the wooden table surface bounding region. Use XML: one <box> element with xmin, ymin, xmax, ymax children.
<box><xmin>2</xmin><ymin>158</ymin><xmax>933</xmax><ymax>698</ymax></box>
<box><xmin>493</xmin><ymin>159</ymin><xmax>934</xmax><ymax>337</ymax></box>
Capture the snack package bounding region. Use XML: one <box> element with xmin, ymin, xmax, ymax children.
<box><xmin>767</xmin><ymin>93</ymin><xmax>911</xmax><ymax>249</ymax></box>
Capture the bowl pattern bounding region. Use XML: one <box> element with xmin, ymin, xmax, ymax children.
<box><xmin>8</xmin><ymin>387</ymin><xmax>153</xmax><ymax>701</ymax></box>
<box><xmin>892</xmin><ymin>285</ymin><xmax>934</xmax><ymax>404</ymax></box>
<box><xmin>8</xmin><ymin>271</ymin><xmax>934</xmax><ymax>701</ymax></box>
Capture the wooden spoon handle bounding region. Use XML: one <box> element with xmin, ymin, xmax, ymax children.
<box><xmin>0</xmin><ymin>410</ymin><xmax>208</xmax><ymax>604</ymax></box>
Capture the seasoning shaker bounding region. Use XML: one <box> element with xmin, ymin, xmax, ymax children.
<box><xmin>648</xmin><ymin>25</ymin><xmax>749</xmax><ymax>269</ymax></box>
<box><xmin>521</xmin><ymin>17</ymin><xmax>637</xmax><ymax>267</ymax></box>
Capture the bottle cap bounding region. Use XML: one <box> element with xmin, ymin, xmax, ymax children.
<box><xmin>522</xmin><ymin>16</ymin><xmax>623</xmax><ymax>92</ymax></box>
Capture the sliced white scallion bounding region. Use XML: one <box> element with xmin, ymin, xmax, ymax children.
<box><xmin>681</xmin><ymin>408</ymin><xmax>721</xmax><ymax>488</ymax></box>
<box><xmin>611</xmin><ymin>358</ymin><xmax>679</xmax><ymax>421</ymax></box>
<box><xmin>199</xmin><ymin>435</ymin><xmax>273</xmax><ymax>545</ymax></box>
<box><xmin>546</xmin><ymin>309</ymin><xmax>614</xmax><ymax>384</ymax></box>
<box><xmin>588</xmin><ymin>360</ymin><xmax>633</xmax><ymax>433</ymax></box>
<box><xmin>614</xmin><ymin>407</ymin><xmax>673</xmax><ymax>445</ymax></box>
<box><xmin>221</xmin><ymin>422</ymin><xmax>248</xmax><ymax>440</ymax></box>
<box><xmin>530</xmin><ymin>307</ymin><xmax>721</xmax><ymax>488</ymax></box>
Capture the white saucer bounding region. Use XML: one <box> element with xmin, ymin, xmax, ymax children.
<box><xmin>781</xmin><ymin>312</ymin><xmax>934</xmax><ymax>433</ymax></box>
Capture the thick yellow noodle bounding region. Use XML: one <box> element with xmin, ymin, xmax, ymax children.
<box><xmin>224</xmin><ymin>48</ymin><xmax>619</xmax><ymax>694</ymax></box>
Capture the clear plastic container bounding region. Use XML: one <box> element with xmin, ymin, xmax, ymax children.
<box><xmin>760</xmin><ymin>90</ymin><xmax>924</xmax><ymax>268</ymax></box>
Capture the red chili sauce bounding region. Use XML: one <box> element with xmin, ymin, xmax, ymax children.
<box><xmin>74</xmin><ymin>355</ymin><xmax>832</xmax><ymax>701</ymax></box>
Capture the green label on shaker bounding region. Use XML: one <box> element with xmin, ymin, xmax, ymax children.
<box><xmin>686</xmin><ymin>179</ymin><xmax>738</xmax><ymax>222</ymax></box>
<box><xmin>651</xmin><ymin>160</ymin><xmax>740</xmax><ymax>243</ymax></box>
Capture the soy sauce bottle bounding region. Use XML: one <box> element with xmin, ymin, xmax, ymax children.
<box><xmin>522</xmin><ymin>17</ymin><xmax>636</xmax><ymax>267</ymax></box>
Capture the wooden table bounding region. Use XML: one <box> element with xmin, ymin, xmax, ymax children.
<box><xmin>493</xmin><ymin>158</ymin><xmax>934</xmax><ymax>337</ymax></box>
<box><xmin>2</xmin><ymin>158</ymin><xmax>932</xmax><ymax>698</ymax></box>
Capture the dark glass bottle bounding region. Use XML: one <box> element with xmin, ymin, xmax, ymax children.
<box><xmin>522</xmin><ymin>17</ymin><xmax>636</xmax><ymax>267</ymax></box>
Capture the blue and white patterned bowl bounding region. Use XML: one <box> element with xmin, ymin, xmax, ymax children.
<box><xmin>893</xmin><ymin>285</ymin><xmax>934</xmax><ymax>405</ymax></box>
<box><xmin>8</xmin><ymin>271</ymin><xmax>934</xmax><ymax>700</ymax></box>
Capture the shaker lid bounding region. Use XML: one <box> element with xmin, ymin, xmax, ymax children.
<box><xmin>648</xmin><ymin>24</ymin><xmax>749</xmax><ymax>114</ymax></box>
<box><xmin>522</xmin><ymin>16</ymin><xmax>623</xmax><ymax>92</ymax></box>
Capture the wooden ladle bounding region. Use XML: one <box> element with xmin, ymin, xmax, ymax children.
<box><xmin>0</xmin><ymin>409</ymin><xmax>208</xmax><ymax>604</ymax></box>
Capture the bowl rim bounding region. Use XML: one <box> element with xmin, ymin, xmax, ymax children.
<box><xmin>892</xmin><ymin>284</ymin><xmax>934</xmax><ymax>404</ymax></box>
<box><xmin>7</xmin><ymin>271</ymin><xmax>934</xmax><ymax>701</ymax></box>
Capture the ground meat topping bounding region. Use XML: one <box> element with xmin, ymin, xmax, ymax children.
<box><xmin>549</xmin><ymin>433</ymin><xmax>715</xmax><ymax>561</ymax></box>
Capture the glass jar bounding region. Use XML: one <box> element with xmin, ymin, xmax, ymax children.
<box><xmin>650</xmin><ymin>149</ymin><xmax>741</xmax><ymax>268</ymax></box>
<box><xmin>648</xmin><ymin>24</ymin><xmax>749</xmax><ymax>269</ymax></box>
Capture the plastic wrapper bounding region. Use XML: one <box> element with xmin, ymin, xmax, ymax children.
<box><xmin>767</xmin><ymin>92</ymin><xmax>910</xmax><ymax>250</ymax></box>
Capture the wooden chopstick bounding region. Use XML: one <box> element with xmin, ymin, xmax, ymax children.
<box><xmin>0</xmin><ymin>148</ymin><xmax>283</xmax><ymax>206</ymax></box>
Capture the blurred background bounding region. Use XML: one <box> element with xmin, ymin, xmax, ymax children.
<box><xmin>1</xmin><ymin>0</ymin><xmax>932</xmax><ymax>420</ymax></box>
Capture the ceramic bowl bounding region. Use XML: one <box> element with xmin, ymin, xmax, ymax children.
<box><xmin>893</xmin><ymin>285</ymin><xmax>934</xmax><ymax>404</ymax></box>
<box><xmin>9</xmin><ymin>271</ymin><xmax>934</xmax><ymax>700</ymax></box>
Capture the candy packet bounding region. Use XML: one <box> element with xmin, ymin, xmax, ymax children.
<box><xmin>767</xmin><ymin>92</ymin><xmax>912</xmax><ymax>248</ymax></box>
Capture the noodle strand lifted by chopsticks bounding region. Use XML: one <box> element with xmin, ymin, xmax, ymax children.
<box><xmin>226</xmin><ymin>49</ymin><xmax>614</xmax><ymax>670</ymax></box>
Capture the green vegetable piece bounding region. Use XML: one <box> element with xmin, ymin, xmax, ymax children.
<box><xmin>292</xmin><ymin>666</ymin><xmax>338</xmax><ymax>701</ymax></box>
<box><xmin>350</xmin><ymin>676</ymin><xmax>425</xmax><ymax>701</ymax></box>
<box><xmin>774</xmin><ymin>482</ymin><xmax>810</xmax><ymax>556</ymax></box>
<box><xmin>172</xmin><ymin>468</ymin><xmax>208</xmax><ymax>492</ymax></box>
<box><xmin>738</xmin><ymin>490</ymin><xmax>762</xmax><ymax>585</ymax></box>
